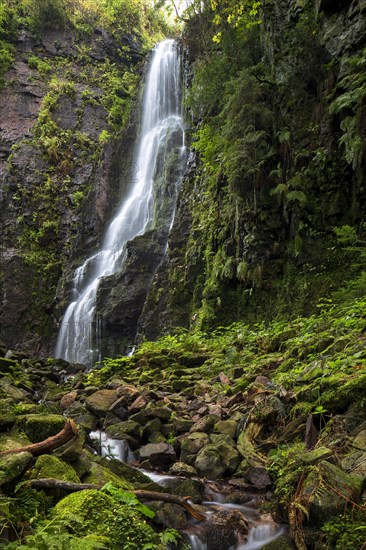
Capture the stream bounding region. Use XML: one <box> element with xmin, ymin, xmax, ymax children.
<box><xmin>90</xmin><ymin>431</ymin><xmax>286</xmax><ymax>550</ymax></box>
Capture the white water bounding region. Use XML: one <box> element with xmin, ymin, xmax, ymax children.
<box><xmin>55</xmin><ymin>40</ymin><xmax>185</xmax><ymax>365</ymax></box>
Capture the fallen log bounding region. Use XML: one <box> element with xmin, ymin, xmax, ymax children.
<box><xmin>21</xmin><ymin>478</ymin><xmax>206</xmax><ymax>521</ymax></box>
<box><xmin>0</xmin><ymin>419</ymin><xmax>78</xmax><ymax>457</ymax></box>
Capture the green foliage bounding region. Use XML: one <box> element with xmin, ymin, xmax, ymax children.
<box><xmin>321</xmin><ymin>509</ymin><xmax>366</xmax><ymax>550</ymax></box>
<box><xmin>101</xmin><ymin>482</ymin><xmax>155</xmax><ymax>519</ymax></box>
<box><xmin>268</xmin><ymin>442</ymin><xmax>307</xmax><ymax>506</ymax></box>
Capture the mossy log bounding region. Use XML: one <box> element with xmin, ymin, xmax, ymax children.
<box><xmin>21</xmin><ymin>478</ymin><xmax>206</xmax><ymax>520</ymax></box>
<box><xmin>0</xmin><ymin>420</ymin><xmax>78</xmax><ymax>456</ymax></box>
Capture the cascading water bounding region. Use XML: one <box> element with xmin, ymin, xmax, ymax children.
<box><xmin>55</xmin><ymin>39</ymin><xmax>185</xmax><ymax>365</ymax></box>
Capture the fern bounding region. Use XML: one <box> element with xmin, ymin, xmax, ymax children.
<box><xmin>101</xmin><ymin>483</ymin><xmax>155</xmax><ymax>519</ymax></box>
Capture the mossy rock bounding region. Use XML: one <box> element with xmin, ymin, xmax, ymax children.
<box><xmin>303</xmin><ymin>460</ymin><xmax>363</xmax><ymax>526</ymax></box>
<box><xmin>194</xmin><ymin>442</ymin><xmax>240</xmax><ymax>479</ymax></box>
<box><xmin>16</xmin><ymin>414</ymin><xmax>66</xmax><ymax>443</ymax></box>
<box><xmin>0</xmin><ymin>357</ymin><xmax>18</xmax><ymax>373</ymax></box>
<box><xmin>0</xmin><ymin>413</ymin><xmax>16</xmax><ymax>430</ymax></box>
<box><xmin>0</xmin><ymin>451</ymin><xmax>33</xmax><ymax>487</ymax></box>
<box><xmin>28</xmin><ymin>455</ymin><xmax>80</xmax><ymax>483</ymax></box>
<box><xmin>106</xmin><ymin>420</ymin><xmax>142</xmax><ymax>440</ymax></box>
<box><xmin>0</xmin><ymin>378</ymin><xmax>30</xmax><ymax>402</ymax></box>
<box><xmin>54</xmin><ymin>489</ymin><xmax>162</xmax><ymax>549</ymax></box>
<box><xmin>99</xmin><ymin>457</ymin><xmax>165</xmax><ymax>492</ymax></box>
<box><xmin>0</xmin><ymin>432</ymin><xmax>31</xmax><ymax>452</ymax></box>
<box><xmin>83</xmin><ymin>462</ymin><xmax>134</xmax><ymax>490</ymax></box>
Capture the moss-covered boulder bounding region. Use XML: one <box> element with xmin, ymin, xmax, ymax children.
<box><xmin>0</xmin><ymin>432</ymin><xmax>31</xmax><ymax>452</ymax></box>
<box><xmin>16</xmin><ymin>414</ymin><xmax>66</xmax><ymax>443</ymax></box>
<box><xmin>303</xmin><ymin>460</ymin><xmax>363</xmax><ymax>526</ymax></box>
<box><xmin>214</xmin><ymin>420</ymin><xmax>238</xmax><ymax>439</ymax></box>
<box><xmin>28</xmin><ymin>455</ymin><xmax>80</xmax><ymax>483</ymax></box>
<box><xmin>180</xmin><ymin>432</ymin><xmax>210</xmax><ymax>464</ymax></box>
<box><xmin>106</xmin><ymin>420</ymin><xmax>143</xmax><ymax>440</ymax></box>
<box><xmin>54</xmin><ymin>490</ymin><xmax>162</xmax><ymax>549</ymax></box>
<box><xmin>83</xmin><ymin>462</ymin><xmax>133</xmax><ymax>490</ymax></box>
<box><xmin>86</xmin><ymin>389</ymin><xmax>118</xmax><ymax>416</ymax></box>
<box><xmin>0</xmin><ymin>451</ymin><xmax>33</xmax><ymax>487</ymax></box>
<box><xmin>194</xmin><ymin>443</ymin><xmax>240</xmax><ymax>479</ymax></box>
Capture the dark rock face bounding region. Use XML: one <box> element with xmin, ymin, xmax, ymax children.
<box><xmin>138</xmin><ymin>0</ymin><xmax>366</xmax><ymax>338</ymax></box>
<box><xmin>0</xmin><ymin>27</ymin><xmax>141</xmax><ymax>355</ymax></box>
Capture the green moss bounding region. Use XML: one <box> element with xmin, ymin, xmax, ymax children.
<box><xmin>83</xmin><ymin>463</ymin><xmax>134</xmax><ymax>490</ymax></box>
<box><xmin>16</xmin><ymin>414</ymin><xmax>66</xmax><ymax>443</ymax></box>
<box><xmin>54</xmin><ymin>489</ymin><xmax>162</xmax><ymax>549</ymax></box>
<box><xmin>29</xmin><ymin>455</ymin><xmax>80</xmax><ymax>483</ymax></box>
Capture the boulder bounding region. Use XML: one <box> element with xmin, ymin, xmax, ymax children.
<box><xmin>54</xmin><ymin>490</ymin><xmax>161</xmax><ymax>547</ymax></box>
<box><xmin>214</xmin><ymin>420</ymin><xmax>238</xmax><ymax>439</ymax></box>
<box><xmin>16</xmin><ymin>414</ymin><xmax>66</xmax><ymax>443</ymax></box>
<box><xmin>195</xmin><ymin>443</ymin><xmax>240</xmax><ymax>479</ymax></box>
<box><xmin>106</xmin><ymin>420</ymin><xmax>143</xmax><ymax>440</ymax></box>
<box><xmin>303</xmin><ymin>460</ymin><xmax>363</xmax><ymax>526</ymax></box>
<box><xmin>138</xmin><ymin>442</ymin><xmax>176</xmax><ymax>468</ymax></box>
<box><xmin>169</xmin><ymin>461</ymin><xmax>197</xmax><ymax>477</ymax></box>
<box><xmin>147</xmin><ymin>501</ymin><xmax>187</xmax><ymax>529</ymax></box>
<box><xmin>180</xmin><ymin>432</ymin><xmax>210</xmax><ymax>464</ymax></box>
<box><xmin>64</xmin><ymin>401</ymin><xmax>97</xmax><ymax>431</ymax></box>
<box><xmin>190</xmin><ymin>414</ymin><xmax>220</xmax><ymax>434</ymax></box>
<box><xmin>86</xmin><ymin>389</ymin><xmax>118</xmax><ymax>416</ymax></box>
<box><xmin>0</xmin><ymin>452</ymin><xmax>32</xmax><ymax>487</ymax></box>
<box><xmin>28</xmin><ymin>455</ymin><xmax>80</xmax><ymax>483</ymax></box>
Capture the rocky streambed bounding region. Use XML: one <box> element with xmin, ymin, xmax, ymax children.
<box><xmin>0</xmin><ymin>335</ymin><xmax>365</xmax><ymax>548</ymax></box>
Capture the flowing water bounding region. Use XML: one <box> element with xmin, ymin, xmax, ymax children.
<box><xmin>89</xmin><ymin>431</ymin><xmax>288</xmax><ymax>550</ymax></box>
<box><xmin>55</xmin><ymin>39</ymin><xmax>185</xmax><ymax>365</ymax></box>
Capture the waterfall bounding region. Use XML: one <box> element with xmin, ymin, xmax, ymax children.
<box><xmin>55</xmin><ymin>39</ymin><xmax>185</xmax><ymax>365</ymax></box>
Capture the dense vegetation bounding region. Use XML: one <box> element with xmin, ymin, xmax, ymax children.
<box><xmin>0</xmin><ymin>0</ymin><xmax>365</xmax><ymax>548</ymax></box>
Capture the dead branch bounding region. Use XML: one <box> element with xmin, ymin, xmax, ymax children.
<box><xmin>21</xmin><ymin>478</ymin><xmax>206</xmax><ymax>521</ymax></box>
<box><xmin>0</xmin><ymin>419</ymin><xmax>78</xmax><ymax>457</ymax></box>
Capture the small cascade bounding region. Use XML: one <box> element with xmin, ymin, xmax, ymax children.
<box><xmin>55</xmin><ymin>39</ymin><xmax>185</xmax><ymax>365</ymax></box>
<box><xmin>89</xmin><ymin>430</ymin><xmax>136</xmax><ymax>463</ymax></box>
<box><xmin>88</xmin><ymin>431</ymin><xmax>287</xmax><ymax>550</ymax></box>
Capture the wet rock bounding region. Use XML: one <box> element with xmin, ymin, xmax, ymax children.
<box><xmin>147</xmin><ymin>501</ymin><xmax>188</xmax><ymax>529</ymax></box>
<box><xmin>86</xmin><ymin>389</ymin><xmax>118</xmax><ymax>416</ymax></box>
<box><xmin>173</xmin><ymin>417</ymin><xmax>195</xmax><ymax>433</ymax></box>
<box><xmin>165</xmin><ymin>477</ymin><xmax>204</xmax><ymax>503</ymax></box>
<box><xmin>169</xmin><ymin>461</ymin><xmax>197</xmax><ymax>477</ymax></box>
<box><xmin>99</xmin><ymin>457</ymin><xmax>163</xmax><ymax>491</ymax></box>
<box><xmin>298</xmin><ymin>446</ymin><xmax>334</xmax><ymax>465</ymax></box>
<box><xmin>0</xmin><ymin>451</ymin><xmax>33</xmax><ymax>487</ymax></box>
<box><xmin>106</xmin><ymin>420</ymin><xmax>143</xmax><ymax>440</ymax></box>
<box><xmin>195</xmin><ymin>443</ymin><xmax>240</xmax><ymax>479</ymax></box>
<box><xmin>116</xmin><ymin>384</ymin><xmax>140</xmax><ymax>403</ymax></box>
<box><xmin>190</xmin><ymin>507</ymin><xmax>249</xmax><ymax>550</ymax></box>
<box><xmin>53</xmin><ymin>430</ymin><xmax>86</xmax><ymax>462</ymax></box>
<box><xmin>261</xmin><ymin>534</ymin><xmax>295</xmax><ymax>549</ymax></box>
<box><xmin>142</xmin><ymin>417</ymin><xmax>162</xmax><ymax>439</ymax></box>
<box><xmin>352</xmin><ymin>430</ymin><xmax>366</xmax><ymax>451</ymax></box>
<box><xmin>148</xmin><ymin>431</ymin><xmax>166</xmax><ymax>443</ymax></box>
<box><xmin>145</xmin><ymin>403</ymin><xmax>172</xmax><ymax>420</ymax></box>
<box><xmin>138</xmin><ymin>442</ymin><xmax>176</xmax><ymax>468</ymax></box>
<box><xmin>108</xmin><ymin>397</ymin><xmax>129</xmax><ymax>420</ymax></box>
